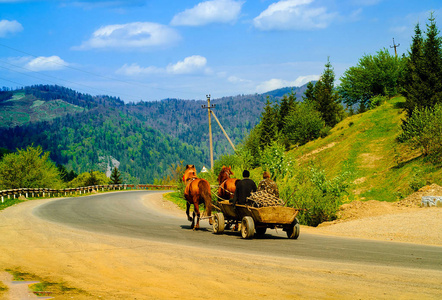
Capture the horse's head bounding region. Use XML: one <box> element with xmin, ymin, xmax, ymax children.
<box><xmin>218</xmin><ymin>166</ymin><xmax>233</xmax><ymax>183</ymax></box>
<box><xmin>183</xmin><ymin>164</ymin><xmax>197</xmax><ymax>182</ymax></box>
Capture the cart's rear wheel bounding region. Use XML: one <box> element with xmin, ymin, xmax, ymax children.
<box><xmin>212</xmin><ymin>213</ymin><xmax>225</xmax><ymax>234</ymax></box>
<box><xmin>286</xmin><ymin>218</ymin><xmax>300</xmax><ymax>239</ymax></box>
<box><xmin>255</xmin><ymin>227</ymin><xmax>267</xmax><ymax>236</ymax></box>
<box><xmin>241</xmin><ymin>216</ymin><xmax>255</xmax><ymax>239</ymax></box>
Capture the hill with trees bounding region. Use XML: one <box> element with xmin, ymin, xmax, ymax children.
<box><xmin>211</xmin><ymin>13</ymin><xmax>442</xmax><ymax>226</ymax></box>
<box><xmin>0</xmin><ymin>84</ymin><xmax>308</xmax><ymax>183</ymax></box>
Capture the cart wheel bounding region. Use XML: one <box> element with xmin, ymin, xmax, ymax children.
<box><xmin>255</xmin><ymin>227</ymin><xmax>267</xmax><ymax>236</ymax></box>
<box><xmin>213</xmin><ymin>213</ymin><xmax>225</xmax><ymax>234</ymax></box>
<box><xmin>241</xmin><ymin>216</ymin><xmax>255</xmax><ymax>239</ymax></box>
<box><xmin>287</xmin><ymin>218</ymin><xmax>300</xmax><ymax>239</ymax></box>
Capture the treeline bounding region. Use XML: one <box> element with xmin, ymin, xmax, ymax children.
<box><xmin>21</xmin><ymin>85</ymin><xmax>125</xmax><ymax>109</ymax></box>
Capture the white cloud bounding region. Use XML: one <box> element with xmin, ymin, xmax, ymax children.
<box><xmin>74</xmin><ymin>22</ymin><xmax>181</xmax><ymax>50</ymax></box>
<box><xmin>171</xmin><ymin>0</ymin><xmax>243</xmax><ymax>26</ymax></box>
<box><xmin>167</xmin><ymin>55</ymin><xmax>209</xmax><ymax>74</ymax></box>
<box><xmin>227</xmin><ymin>75</ymin><xmax>251</xmax><ymax>84</ymax></box>
<box><xmin>0</xmin><ymin>20</ymin><xmax>23</xmax><ymax>37</ymax></box>
<box><xmin>117</xmin><ymin>55</ymin><xmax>210</xmax><ymax>76</ymax></box>
<box><xmin>25</xmin><ymin>56</ymin><xmax>68</xmax><ymax>71</ymax></box>
<box><xmin>256</xmin><ymin>75</ymin><xmax>319</xmax><ymax>93</ymax></box>
<box><xmin>253</xmin><ymin>0</ymin><xmax>337</xmax><ymax>31</ymax></box>
<box><xmin>116</xmin><ymin>63</ymin><xmax>162</xmax><ymax>76</ymax></box>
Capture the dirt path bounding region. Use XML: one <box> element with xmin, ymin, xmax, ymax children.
<box><xmin>0</xmin><ymin>192</ymin><xmax>441</xmax><ymax>299</ymax></box>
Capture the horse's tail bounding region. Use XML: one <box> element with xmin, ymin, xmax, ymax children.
<box><xmin>199</xmin><ymin>179</ymin><xmax>212</xmax><ymax>216</ymax></box>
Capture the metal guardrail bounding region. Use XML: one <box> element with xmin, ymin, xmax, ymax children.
<box><xmin>0</xmin><ymin>184</ymin><xmax>177</xmax><ymax>203</ymax></box>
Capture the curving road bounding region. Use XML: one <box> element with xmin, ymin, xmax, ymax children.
<box><xmin>33</xmin><ymin>191</ymin><xmax>442</xmax><ymax>271</ymax></box>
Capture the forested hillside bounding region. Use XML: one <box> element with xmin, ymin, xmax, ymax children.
<box><xmin>0</xmin><ymin>84</ymin><xmax>307</xmax><ymax>183</ymax></box>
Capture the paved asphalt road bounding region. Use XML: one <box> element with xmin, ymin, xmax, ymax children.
<box><xmin>33</xmin><ymin>191</ymin><xmax>442</xmax><ymax>271</ymax></box>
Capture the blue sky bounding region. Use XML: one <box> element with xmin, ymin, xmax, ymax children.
<box><xmin>0</xmin><ymin>0</ymin><xmax>441</xmax><ymax>102</ymax></box>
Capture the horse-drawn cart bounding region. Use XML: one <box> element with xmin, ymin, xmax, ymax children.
<box><xmin>212</xmin><ymin>199</ymin><xmax>301</xmax><ymax>239</ymax></box>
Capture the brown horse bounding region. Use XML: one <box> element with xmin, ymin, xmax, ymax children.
<box><xmin>217</xmin><ymin>166</ymin><xmax>239</xmax><ymax>200</ymax></box>
<box><xmin>183</xmin><ymin>164</ymin><xmax>213</xmax><ymax>230</ymax></box>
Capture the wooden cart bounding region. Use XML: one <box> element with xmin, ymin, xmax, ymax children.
<box><xmin>212</xmin><ymin>200</ymin><xmax>301</xmax><ymax>239</ymax></box>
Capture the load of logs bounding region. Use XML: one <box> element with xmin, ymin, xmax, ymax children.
<box><xmin>246</xmin><ymin>190</ymin><xmax>284</xmax><ymax>207</ymax></box>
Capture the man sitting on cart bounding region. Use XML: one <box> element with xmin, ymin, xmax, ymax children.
<box><xmin>258</xmin><ymin>171</ymin><xmax>279</xmax><ymax>198</ymax></box>
<box><xmin>231</xmin><ymin>170</ymin><xmax>257</xmax><ymax>206</ymax></box>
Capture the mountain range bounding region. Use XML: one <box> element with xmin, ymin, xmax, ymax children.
<box><xmin>0</xmin><ymin>84</ymin><xmax>309</xmax><ymax>183</ymax></box>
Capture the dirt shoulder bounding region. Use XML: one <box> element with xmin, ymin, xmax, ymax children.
<box><xmin>304</xmin><ymin>184</ymin><xmax>442</xmax><ymax>246</ymax></box>
<box><xmin>0</xmin><ymin>191</ymin><xmax>441</xmax><ymax>299</ymax></box>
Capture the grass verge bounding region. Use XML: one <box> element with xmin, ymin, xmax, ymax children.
<box><xmin>5</xmin><ymin>268</ymin><xmax>91</xmax><ymax>299</ymax></box>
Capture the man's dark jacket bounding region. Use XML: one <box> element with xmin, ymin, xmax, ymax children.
<box><xmin>231</xmin><ymin>178</ymin><xmax>257</xmax><ymax>205</ymax></box>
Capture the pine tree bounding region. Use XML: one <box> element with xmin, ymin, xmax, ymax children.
<box><xmin>278</xmin><ymin>91</ymin><xmax>297</xmax><ymax>132</ymax></box>
<box><xmin>403</xmin><ymin>23</ymin><xmax>424</xmax><ymax>116</ymax></box>
<box><xmin>258</xmin><ymin>97</ymin><xmax>278</xmax><ymax>150</ymax></box>
<box><xmin>403</xmin><ymin>13</ymin><xmax>442</xmax><ymax>116</ymax></box>
<box><xmin>421</xmin><ymin>13</ymin><xmax>442</xmax><ymax>108</ymax></box>
<box><xmin>311</xmin><ymin>58</ymin><xmax>343</xmax><ymax>127</ymax></box>
<box><xmin>303</xmin><ymin>81</ymin><xmax>315</xmax><ymax>102</ymax></box>
<box><xmin>110</xmin><ymin>167</ymin><xmax>122</xmax><ymax>184</ymax></box>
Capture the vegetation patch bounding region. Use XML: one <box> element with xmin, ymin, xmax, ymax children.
<box><xmin>5</xmin><ymin>268</ymin><xmax>90</xmax><ymax>298</ymax></box>
<box><xmin>163</xmin><ymin>191</ymin><xmax>187</xmax><ymax>210</ymax></box>
<box><xmin>0</xmin><ymin>198</ymin><xmax>26</xmax><ymax>211</ymax></box>
<box><xmin>0</xmin><ymin>281</ymin><xmax>8</xmax><ymax>296</ymax></box>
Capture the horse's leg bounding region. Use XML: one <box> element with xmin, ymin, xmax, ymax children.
<box><xmin>192</xmin><ymin>211</ymin><xmax>196</xmax><ymax>230</ymax></box>
<box><xmin>186</xmin><ymin>202</ymin><xmax>193</xmax><ymax>222</ymax></box>
<box><xmin>191</xmin><ymin>211</ymin><xmax>195</xmax><ymax>229</ymax></box>
<box><xmin>193</xmin><ymin>199</ymin><xmax>201</xmax><ymax>230</ymax></box>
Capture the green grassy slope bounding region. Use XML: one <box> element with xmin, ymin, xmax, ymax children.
<box><xmin>290</xmin><ymin>96</ymin><xmax>442</xmax><ymax>202</ymax></box>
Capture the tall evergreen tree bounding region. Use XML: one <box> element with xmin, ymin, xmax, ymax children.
<box><xmin>258</xmin><ymin>97</ymin><xmax>278</xmax><ymax>150</ymax></box>
<box><xmin>302</xmin><ymin>81</ymin><xmax>315</xmax><ymax>102</ymax></box>
<box><xmin>278</xmin><ymin>91</ymin><xmax>297</xmax><ymax>131</ymax></box>
<box><xmin>312</xmin><ymin>58</ymin><xmax>343</xmax><ymax>128</ymax></box>
<box><xmin>422</xmin><ymin>13</ymin><xmax>442</xmax><ymax>107</ymax></box>
<box><xmin>402</xmin><ymin>23</ymin><xmax>424</xmax><ymax>116</ymax></box>
<box><xmin>403</xmin><ymin>13</ymin><xmax>442</xmax><ymax>116</ymax></box>
<box><xmin>110</xmin><ymin>167</ymin><xmax>123</xmax><ymax>184</ymax></box>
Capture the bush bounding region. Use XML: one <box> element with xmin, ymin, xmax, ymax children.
<box><xmin>399</xmin><ymin>103</ymin><xmax>442</xmax><ymax>156</ymax></box>
<box><xmin>68</xmin><ymin>171</ymin><xmax>109</xmax><ymax>188</ymax></box>
<box><xmin>283</xmin><ymin>102</ymin><xmax>325</xmax><ymax>146</ymax></box>
<box><xmin>319</xmin><ymin>126</ymin><xmax>331</xmax><ymax>138</ymax></box>
<box><xmin>279</xmin><ymin>166</ymin><xmax>350</xmax><ymax>227</ymax></box>
<box><xmin>369</xmin><ymin>95</ymin><xmax>388</xmax><ymax>109</ymax></box>
<box><xmin>259</xmin><ymin>141</ymin><xmax>292</xmax><ymax>179</ymax></box>
<box><xmin>0</xmin><ymin>145</ymin><xmax>63</xmax><ymax>189</ymax></box>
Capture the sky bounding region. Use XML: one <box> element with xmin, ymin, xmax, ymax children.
<box><xmin>0</xmin><ymin>0</ymin><xmax>441</xmax><ymax>102</ymax></box>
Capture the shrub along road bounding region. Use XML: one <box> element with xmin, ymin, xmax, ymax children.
<box><xmin>0</xmin><ymin>191</ymin><xmax>441</xmax><ymax>299</ymax></box>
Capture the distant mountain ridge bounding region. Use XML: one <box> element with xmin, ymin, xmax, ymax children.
<box><xmin>0</xmin><ymin>84</ymin><xmax>310</xmax><ymax>182</ymax></box>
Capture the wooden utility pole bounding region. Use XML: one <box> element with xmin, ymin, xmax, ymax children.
<box><xmin>201</xmin><ymin>94</ymin><xmax>236</xmax><ymax>170</ymax></box>
<box><xmin>202</xmin><ymin>95</ymin><xmax>215</xmax><ymax>170</ymax></box>
<box><xmin>390</xmin><ymin>38</ymin><xmax>400</xmax><ymax>57</ymax></box>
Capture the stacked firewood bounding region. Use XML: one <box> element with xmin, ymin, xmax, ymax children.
<box><xmin>247</xmin><ymin>190</ymin><xmax>284</xmax><ymax>207</ymax></box>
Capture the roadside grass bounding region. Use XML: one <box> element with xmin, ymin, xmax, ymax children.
<box><xmin>0</xmin><ymin>281</ymin><xmax>7</xmax><ymax>297</ymax></box>
<box><xmin>290</xmin><ymin>96</ymin><xmax>442</xmax><ymax>202</ymax></box>
<box><xmin>5</xmin><ymin>268</ymin><xmax>90</xmax><ymax>298</ymax></box>
<box><xmin>163</xmin><ymin>191</ymin><xmax>187</xmax><ymax>210</ymax></box>
<box><xmin>0</xmin><ymin>198</ymin><xmax>26</xmax><ymax>211</ymax></box>
<box><xmin>163</xmin><ymin>189</ymin><xmax>220</xmax><ymax>213</ymax></box>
